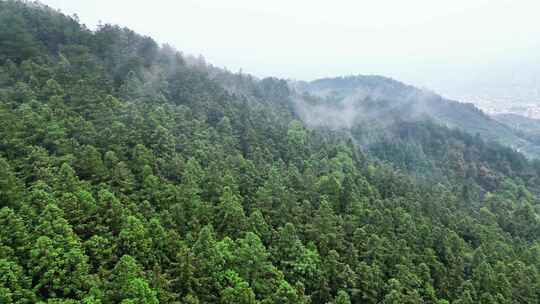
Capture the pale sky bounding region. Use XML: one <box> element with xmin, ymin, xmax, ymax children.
<box><xmin>40</xmin><ymin>0</ymin><xmax>540</xmax><ymax>106</ymax></box>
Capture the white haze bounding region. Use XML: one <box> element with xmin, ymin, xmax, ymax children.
<box><xmin>292</xmin><ymin>82</ymin><xmax>440</xmax><ymax>130</ymax></box>
<box><xmin>40</xmin><ymin>0</ymin><xmax>540</xmax><ymax>108</ymax></box>
<box><xmin>292</xmin><ymin>95</ymin><xmax>360</xmax><ymax>130</ymax></box>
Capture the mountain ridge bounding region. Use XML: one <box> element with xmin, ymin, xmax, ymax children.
<box><xmin>2</xmin><ymin>1</ymin><xmax>540</xmax><ymax>303</ymax></box>
<box><xmin>292</xmin><ymin>75</ymin><xmax>540</xmax><ymax>157</ymax></box>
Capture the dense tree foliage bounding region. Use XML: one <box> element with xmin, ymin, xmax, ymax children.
<box><xmin>2</xmin><ymin>1</ymin><xmax>540</xmax><ymax>303</ymax></box>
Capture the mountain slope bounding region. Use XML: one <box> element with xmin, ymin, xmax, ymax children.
<box><xmin>493</xmin><ymin>113</ymin><xmax>540</xmax><ymax>147</ymax></box>
<box><xmin>294</xmin><ymin>75</ymin><xmax>540</xmax><ymax>157</ymax></box>
<box><xmin>2</xmin><ymin>1</ymin><xmax>540</xmax><ymax>304</ymax></box>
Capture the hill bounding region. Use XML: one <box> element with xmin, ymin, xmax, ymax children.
<box><xmin>493</xmin><ymin>113</ymin><xmax>540</xmax><ymax>147</ymax></box>
<box><xmin>1</xmin><ymin>1</ymin><xmax>540</xmax><ymax>303</ymax></box>
<box><xmin>294</xmin><ymin>75</ymin><xmax>540</xmax><ymax>157</ymax></box>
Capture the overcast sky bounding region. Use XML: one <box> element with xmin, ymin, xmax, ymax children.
<box><xmin>40</xmin><ymin>0</ymin><xmax>540</xmax><ymax>105</ymax></box>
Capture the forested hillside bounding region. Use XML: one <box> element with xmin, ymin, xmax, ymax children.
<box><xmin>295</xmin><ymin>76</ymin><xmax>540</xmax><ymax>158</ymax></box>
<box><xmin>294</xmin><ymin>76</ymin><xmax>540</xmax><ymax>194</ymax></box>
<box><xmin>494</xmin><ymin>113</ymin><xmax>540</xmax><ymax>147</ymax></box>
<box><xmin>2</xmin><ymin>1</ymin><xmax>540</xmax><ymax>303</ymax></box>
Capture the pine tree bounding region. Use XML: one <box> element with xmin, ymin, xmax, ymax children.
<box><xmin>108</xmin><ymin>255</ymin><xmax>158</xmax><ymax>304</ymax></box>
<box><xmin>29</xmin><ymin>204</ymin><xmax>90</xmax><ymax>299</ymax></box>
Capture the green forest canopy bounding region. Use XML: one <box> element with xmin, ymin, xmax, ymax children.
<box><xmin>1</xmin><ymin>1</ymin><xmax>540</xmax><ymax>303</ymax></box>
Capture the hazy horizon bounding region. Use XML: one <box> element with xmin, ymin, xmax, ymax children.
<box><xmin>40</xmin><ymin>0</ymin><xmax>540</xmax><ymax>107</ymax></box>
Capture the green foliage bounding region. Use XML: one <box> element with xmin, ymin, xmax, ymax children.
<box><xmin>29</xmin><ymin>203</ymin><xmax>90</xmax><ymax>299</ymax></box>
<box><xmin>219</xmin><ymin>271</ymin><xmax>257</xmax><ymax>304</ymax></box>
<box><xmin>0</xmin><ymin>2</ymin><xmax>540</xmax><ymax>303</ymax></box>
<box><xmin>108</xmin><ymin>255</ymin><xmax>159</xmax><ymax>304</ymax></box>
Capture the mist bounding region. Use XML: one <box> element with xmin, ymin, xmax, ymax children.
<box><xmin>39</xmin><ymin>0</ymin><xmax>540</xmax><ymax>110</ymax></box>
<box><xmin>290</xmin><ymin>77</ymin><xmax>441</xmax><ymax>132</ymax></box>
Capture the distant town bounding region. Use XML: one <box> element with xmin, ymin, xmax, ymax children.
<box><xmin>483</xmin><ymin>103</ymin><xmax>540</xmax><ymax>119</ymax></box>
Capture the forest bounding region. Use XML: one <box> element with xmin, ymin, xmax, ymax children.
<box><xmin>1</xmin><ymin>1</ymin><xmax>540</xmax><ymax>303</ymax></box>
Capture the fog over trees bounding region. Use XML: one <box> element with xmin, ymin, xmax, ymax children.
<box><xmin>2</xmin><ymin>1</ymin><xmax>540</xmax><ymax>304</ymax></box>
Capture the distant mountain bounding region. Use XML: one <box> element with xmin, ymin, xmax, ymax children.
<box><xmin>493</xmin><ymin>113</ymin><xmax>540</xmax><ymax>132</ymax></box>
<box><xmin>493</xmin><ymin>113</ymin><xmax>540</xmax><ymax>145</ymax></box>
<box><xmin>293</xmin><ymin>75</ymin><xmax>540</xmax><ymax>157</ymax></box>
